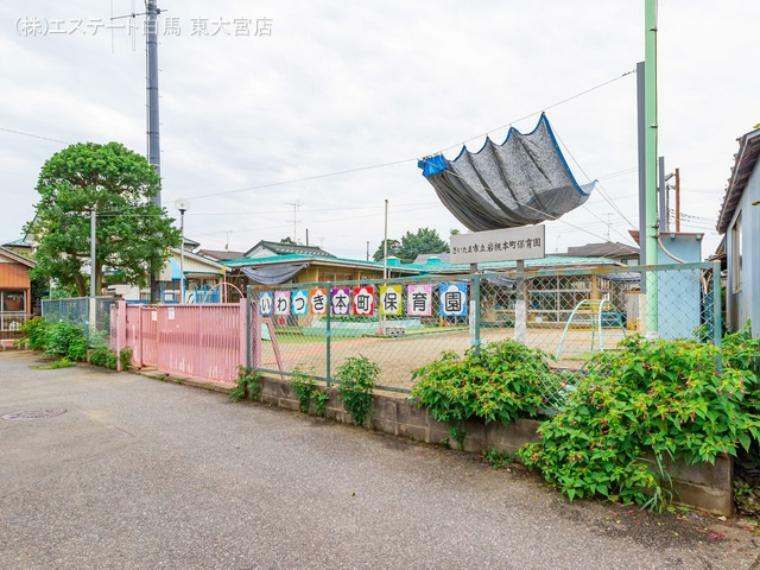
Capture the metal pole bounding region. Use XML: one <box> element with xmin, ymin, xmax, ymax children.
<box><xmin>469</xmin><ymin>264</ymin><xmax>481</xmax><ymax>354</ymax></box>
<box><xmin>658</xmin><ymin>156</ymin><xmax>667</xmax><ymax>232</ymax></box>
<box><xmin>514</xmin><ymin>259</ymin><xmax>527</xmax><ymax>343</ymax></box>
<box><xmin>675</xmin><ymin>168</ymin><xmax>681</xmax><ymax>232</ymax></box>
<box><xmin>636</xmin><ymin>61</ymin><xmax>647</xmax><ymax>272</ymax></box>
<box><xmin>644</xmin><ymin>0</ymin><xmax>659</xmax><ymax>336</ymax></box>
<box><xmin>146</xmin><ymin>0</ymin><xmax>161</xmax><ymax>189</ymax></box>
<box><xmin>179</xmin><ymin>208</ymin><xmax>186</xmax><ymax>303</ymax></box>
<box><xmin>712</xmin><ymin>261</ymin><xmax>722</xmax><ymax>373</ymax></box>
<box><xmin>366</xmin><ymin>240</ymin><xmax>370</xmax><ymax>261</ymax></box>
<box><xmin>89</xmin><ymin>207</ymin><xmax>97</xmax><ymax>337</ymax></box>
<box><xmin>383</xmin><ymin>199</ymin><xmax>389</xmax><ymax>280</ymax></box>
<box><xmin>326</xmin><ymin>287</ymin><xmax>332</xmax><ymax>385</ymax></box>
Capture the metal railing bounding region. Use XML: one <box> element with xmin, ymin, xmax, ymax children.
<box><xmin>248</xmin><ymin>262</ymin><xmax>722</xmax><ymax>398</ymax></box>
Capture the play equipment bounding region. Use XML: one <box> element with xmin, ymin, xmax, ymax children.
<box><xmin>555</xmin><ymin>295</ymin><xmax>627</xmax><ymax>360</ymax></box>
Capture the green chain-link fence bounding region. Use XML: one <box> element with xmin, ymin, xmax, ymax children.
<box><xmin>249</xmin><ymin>262</ymin><xmax>722</xmax><ymax>401</ymax></box>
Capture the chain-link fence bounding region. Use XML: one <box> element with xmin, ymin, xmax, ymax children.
<box><xmin>249</xmin><ymin>262</ymin><xmax>721</xmax><ymax>400</ymax></box>
<box><xmin>41</xmin><ymin>296</ymin><xmax>115</xmax><ymax>341</ymax></box>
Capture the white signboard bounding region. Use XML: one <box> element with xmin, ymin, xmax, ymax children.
<box><xmin>450</xmin><ymin>225</ymin><xmax>545</xmax><ymax>264</ymax></box>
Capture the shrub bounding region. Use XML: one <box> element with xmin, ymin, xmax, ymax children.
<box><xmin>313</xmin><ymin>391</ymin><xmax>330</xmax><ymax>417</ymax></box>
<box><xmin>517</xmin><ymin>332</ymin><xmax>760</xmax><ymax>511</ymax></box>
<box><xmin>230</xmin><ymin>368</ymin><xmax>262</xmax><ymax>402</ymax></box>
<box><xmin>89</xmin><ymin>347</ymin><xmax>117</xmax><ymax>370</ymax></box>
<box><xmin>411</xmin><ymin>340</ymin><xmax>563</xmax><ymax>448</ymax></box>
<box><xmin>119</xmin><ymin>348</ymin><xmax>133</xmax><ymax>370</ymax></box>
<box><xmin>22</xmin><ymin>317</ymin><xmax>50</xmax><ymax>350</ymax></box>
<box><xmin>336</xmin><ymin>356</ymin><xmax>379</xmax><ymax>426</ymax></box>
<box><xmin>44</xmin><ymin>322</ymin><xmax>87</xmax><ymax>362</ymax></box>
<box><xmin>291</xmin><ymin>369</ymin><xmax>317</xmax><ymax>413</ymax></box>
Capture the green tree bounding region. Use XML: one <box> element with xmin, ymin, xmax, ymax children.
<box><xmin>25</xmin><ymin>142</ymin><xmax>181</xmax><ymax>296</ymax></box>
<box><xmin>397</xmin><ymin>227</ymin><xmax>449</xmax><ymax>262</ymax></box>
<box><xmin>372</xmin><ymin>238</ymin><xmax>401</xmax><ymax>262</ymax></box>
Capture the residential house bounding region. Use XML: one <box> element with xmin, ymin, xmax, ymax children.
<box><xmin>243</xmin><ymin>240</ymin><xmax>333</xmax><ymax>259</ymax></box>
<box><xmin>106</xmin><ymin>247</ymin><xmax>228</xmax><ymax>303</ymax></box>
<box><xmin>717</xmin><ymin>126</ymin><xmax>760</xmax><ymax>336</ymax></box>
<box><xmin>196</xmin><ymin>249</ymin><xmax>246</xmax><ymax>262</ymax></box>
<box><xmin>561</xmin><ymin>242</ymin><xmax>640</xmax><ymax>265</ymax></box>
<box><xmin>0</xmin><ymin>246</ymin><xmax>35</xmax><ymax>344</ymax></box>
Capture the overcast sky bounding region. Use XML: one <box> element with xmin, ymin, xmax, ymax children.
<box><xmin>2</xmin><ymin>1</ymin><xmax>758</xmax><ymax>260</ymax></box>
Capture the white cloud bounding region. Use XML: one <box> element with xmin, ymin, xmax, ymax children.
<box><xmin>1</xmin><ymin>0</ymin><xmax>758</xmax><ymax>259</ymax></box>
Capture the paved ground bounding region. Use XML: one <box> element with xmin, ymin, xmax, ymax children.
<box><xmin>1</xmin><ymin>351</ymin><xmax>757</xmax><ymax>570</ymax></box>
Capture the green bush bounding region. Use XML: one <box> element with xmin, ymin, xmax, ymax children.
<box><xmin>230</xmin><ymin>368</ymin><xmax>262</xmax><ymax>402</ymax></box>
<box><xmin>89</xmin><ymin>347</ymin><xmax>117</xmax><ymax>370</ymax></box>
<box><xmin>313</xmin><ymin>391</ymin><xmax>330</xmax><ymax>417</ymax></box>
<box><xmin>21</xmin><ymin>317</ymin><xmax>50</xmax><ymax>350</ymax></box>
<box><xmin>119</xmin><ymin>348</ymin><xmax>133</xmax><ymax>371</ymax></box>
<box><xmin>517</xmin><ymin>331</ymin><xmax>760</xmax><ymax>511</ymax></box>
<box><xmin>44</xmin><ymin>322</ymin><xmax>87</xmax><ymax>362</ymax></box>
<box><xmin>411</xmin><ymin>340</ymin><xmax>563</xmax><ymax>448</ymax></box>
<box><xmin>291</xmin><ymin>369</ymin><xmax>317</xmax><ymax>413</ymax></box>
<box><xmin>336</xmin><ymin>356</ymin><xmax>379</xmax><ymax>426</ymax></box>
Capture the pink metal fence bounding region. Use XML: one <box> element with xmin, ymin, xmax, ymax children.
<box><xmin>111</xmin><ymin>300</ymin><xmax>248</xmax><ymax>385</ymax></box>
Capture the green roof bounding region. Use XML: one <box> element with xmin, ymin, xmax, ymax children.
<box><xmin>222</xmin><ymin>253</ymin><xmax>621</xmax><ymax>274</ymax></box>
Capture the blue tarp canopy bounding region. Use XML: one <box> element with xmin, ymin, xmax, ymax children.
<box><xmin>418</xmin><ymin>113</ymin><xmax>594</xmax><ymax>230</ymax></box>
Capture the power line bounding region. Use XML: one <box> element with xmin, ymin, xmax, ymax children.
<box><xmin>0</xmin><ymin>127</ymin><xmax>69</xmax><ymax>145</ymax></box>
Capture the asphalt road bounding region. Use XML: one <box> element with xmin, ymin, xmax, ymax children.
<box><xmin>1</xmin><ymin>351</ymin><xmax>758</xmax><ymax>569</ymax></box>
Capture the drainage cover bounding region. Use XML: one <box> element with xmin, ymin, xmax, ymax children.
<box><xmin>1</xmin><ymin>408</ymin><xmax>67</xmax><ymax>421</ymax></box>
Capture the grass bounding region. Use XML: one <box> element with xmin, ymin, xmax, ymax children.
<box><xmin>32</xmin><ymin>358</ymin><xmax>76</xmax><ymax>370</ymax></box>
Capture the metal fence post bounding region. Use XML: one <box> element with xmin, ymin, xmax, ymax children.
<box><xmin>469</xmin><ymin>270</ymin><xmax>481</xmax><ymax>355</ymax></box>
<box><xmin>245</xmin><ymin>285</ymin><xmax>253</xmax><ymax>370</ymax></box>
<box><xmin>712</xmin><ymin>262</ymin><xmax>722</xmax><ymax>372</ymax></box>
<box><xmin>326</xmin><ymin>286</ymin><xmax>332</xmax><ymax>385</ymax></box>
<box><xmin>514</xmin><ymin>260</ymin><xmax>527</xmax><ymax>344</ymax></box>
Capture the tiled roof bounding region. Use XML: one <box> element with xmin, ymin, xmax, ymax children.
<box><xmin>246</xmin><ymin>240</ymin><xmax>333</xmax><ymax>257</ymax></box>
<box><xmin>197</xmin><ymin>249</ymin><xmax>246</xmax><ymax>261</ymax></box>
<box><xmin>563</xmin><ymin>242</ymin><xmax>639</xmax><ymax>259</ymax></box>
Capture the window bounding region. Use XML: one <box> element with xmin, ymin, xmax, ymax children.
<box><xmin>1</xmin><ymin>291</ymin><xmax>25</xmax><ymax>312</ymax></box>
<box><xmin>732</xmin><ymin>212</ymin><xmax>742</xmax><ymax>292</ymax></box>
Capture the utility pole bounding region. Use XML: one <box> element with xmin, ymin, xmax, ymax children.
<box><xmin>146</xmin><ymin>0</ymin><xmax>161</xmax><ymax>193</ymax></box>
<box><xmin>177</xmin><ymin>204</ymin><xmax>187</xmax><ymax>303</ymax></box>
<box><xmin>658</xmin><ymin>156</ymin><xmax>667</xmax><ymax>232</ymax></box>
<box><xmin>644</xmin><ymin>0</ymin><xmax>659</xmax><ymax>335</ymax></box>
<box><xmin>114</xmin><ymin>1</ymin><xmax>164</xmax><ymax>301</ymax></box>
<box><xmin>366</xmin><ymin>240</ymin><xmax>370</xmax><ymax>261</ymax></box>
<box><xmin>383</xmin><ymin>199</ymin><xmax>389</xmax><ymax>280</ymax></box>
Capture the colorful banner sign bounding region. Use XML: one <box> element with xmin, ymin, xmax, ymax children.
<box><xmin>379</xmin><ymin>285</ymin><xmax>402</xmax><ymax>316</ymax></box>
<box><xmin>291</xmin><ymin>289</ymin><xmax>309</xmax><ymax>316</ymax></box>
<box><xmin>274</xmin><ymin>290</ymin><xmax>291</xmax><ymax>316</ymax></box>
<box><xmin>259</xmin><ymin>291</ymin><xmax>273</xmax><ymax>316</ymax></box>
<box><xmin>352</xmin><ymin>285</ymin><xmax>375</xmax><ymax>316</ymax></box>
<box><xmin>407</xmin><ymin>284</ymin><xmax>432</xmax><ymax>317</ymax></box>
<box><xmin>439</xmin><ymin>283</ymin><xmax>468</xmax><ymax>317</ymax></box>
<box><xmin>330</xmin><ymin>286</ymin><xmax>351</xmax><ymax>316</ymax></box>
<box><xmin>309</xmin><ymin>287</ymin><xmax>327</xmax><ymax>315</ymax></box>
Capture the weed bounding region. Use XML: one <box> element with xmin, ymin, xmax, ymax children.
<box><xmin>313</xmin><ymin>390</ymin><xmax>330</xmax><ymax>417</ymax></box>
<box><xmin>484</xmin><ymin>448</ymin><xmax>512</xmax><ymax>469</ymax></box>
<box><xmin>119</xmin><ymin>348</ymin><xmax>132</xmax><ymax>370</ymax></box>
<box><xmin>230</xmin><ymin>368</ymin><xmax>262</xmax><ymax>402</ymax></box>
<box><xmin>336</xmin><ymin>356</ymin><xmax>379</xmax><ymax>426</ymax></box>
<box><xmin>291</xmin><ymin>369</ymin><xmax>317</xmax><ymax>413</ymax></box>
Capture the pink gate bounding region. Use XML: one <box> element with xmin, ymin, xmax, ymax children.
<box><xmin>111</xmin><ymin>300</ymin><xmax>249</xmax><ymax>385</ymax></box>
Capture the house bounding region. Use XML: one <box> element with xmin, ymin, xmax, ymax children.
<box><xmin>716</xmin><ymin>126</ymin><xmax>760</xmax><ymax>336</ymax></box>
<box><xmin>561</xmin><ymin>242</ymin><xmax>640</xmax><ymax>265</ymax></box>
<box><xmin>106</xmin><ymin>247</ymin><xmax>228</xmax><ymax>303</ymax></box>
<box><xmin>223</xmin><ymin>252</ymin><xmax>421</xmax><ymax>292</ymax></box>
<box><xmin>243</xmin><ymin>240</ymin><xmax>333</xmax><ymax>259</ymax></box>
<box><xmin>0</xmin><ymin>246</ymin><xmax>35</xmax><ymax>344</ymax></box>
<box><xmin>196</xmin><ymin>249</ymin><xmax>246</xmax><ymax>262</ymax></box>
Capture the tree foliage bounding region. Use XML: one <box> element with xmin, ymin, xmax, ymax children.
<box><xmin>26</xmin><ymin>142</ymin><xmax>180</xmax><ymax>296</ymax></box>
<box><xmin>372</xmin><ymin>239</ymin><xmax>401</xmax><ymax>261</ymax></box>
<box><xmin>373</xmin><ymin>228</ymin><xmax>449</xmax><ymax>263</ymax></box>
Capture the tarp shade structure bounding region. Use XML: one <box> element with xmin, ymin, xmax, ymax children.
<box><xmin>418</xmin><ymin>113</ymin><xmax>595</xmax><ymax>231</ymax></box>
<box><xmin>242</xmin><ymin>264</ymin><xmax>308</xmax><ymax>285</ymax></box>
